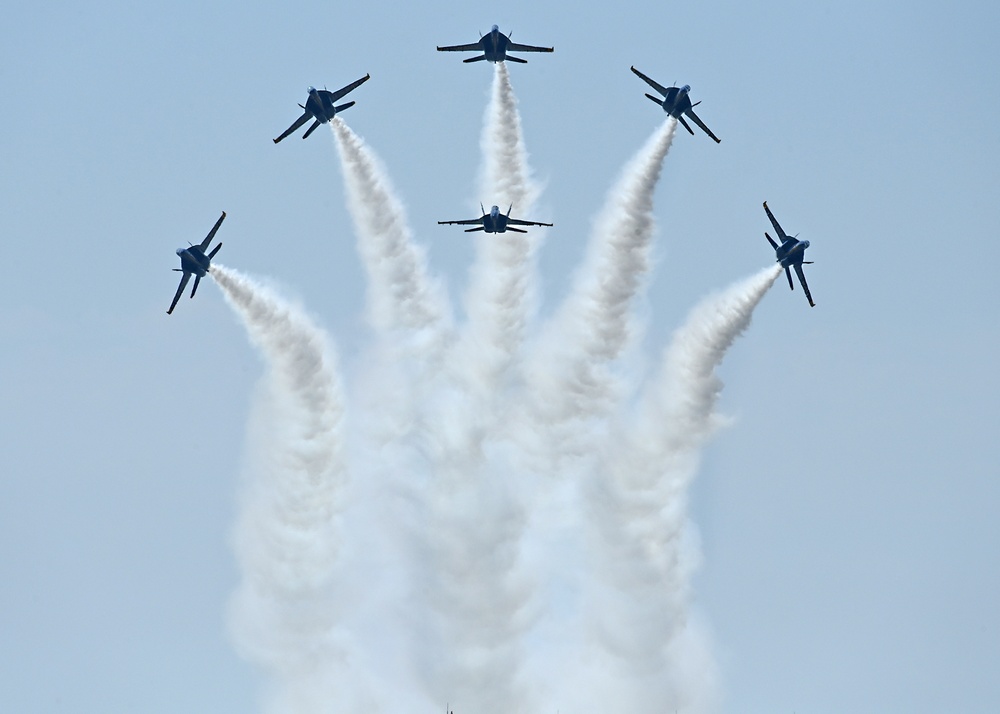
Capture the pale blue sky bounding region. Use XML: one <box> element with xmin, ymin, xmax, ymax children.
<box><xmin>2</xmin><ymin>0</ymin><xmax>998</xmax><ymax>712</ymax></box>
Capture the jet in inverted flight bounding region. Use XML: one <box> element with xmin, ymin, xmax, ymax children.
<box><xmin>437</xmin><ymin>25</ymin><xmax>553</xmax><ymax>63</ymax></box>
<box><xmin>630</xmin><ymin>66</ymin><xmax>721</xmax><ymax>143</ymax></box>
<box><xmin>763</xmin><ymin>201</ymin><xmax>815</xmax><ymax>307</ymax></box>
<box><xmin>167</xmin><ymin>211</ymin><xmax>225</xmax><ymax>315</ymax></box>
<box><xmin>273</xmin><ymin>74</ymin><xmax>370</xmax><ymax>143</ymax></box>
<box><xmin>439</xmin><ymin>204</ymin><xmax>552</xmax><ymax>233</ymax></box>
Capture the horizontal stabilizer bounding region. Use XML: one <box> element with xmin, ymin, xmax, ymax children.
<box><xmin>302</xmin><ymin>119</ymin><xmax>322</xmax><ymax>139</ymax></box>
<box><xmin>334</xmin><ymin>101</ymin><xmax>355</xmax><ymax>114</ymax></box>
<box><xmin>463</xmin><ymin>55</ymin><xmax>488</xmax><ymax>63</ymax></box>
<box><xmin>645</xmin><ymin>93</ymin><xmax>663</xmax><ymax>106</ymax></box>
<box><xmin>208</xmin><ymin>242</ymin><xmax>222</xmax><ymax>260</ymax></box>
<box><xmin>785</xmin><ymin>266</ymin><xmax>794</xmax><ymax>291</ymax></box>
<box><xmin>677</xmin><ymin>115</ymin><xmax>695</xmax><ymax>135</ymax></box>
<box><xmin>464</xmin><ymin>226</ymin><xmax>485</xmax><ymax>232</ymax></box>
<box><xmin>506</xmin><ymin>55</ymin><xmax>528</xmax><ymax>63</ymax></box>
<box><xmin>191</xmin><ymin>274</ymin><xmax>202</xmax><ymax>299</ymax></box>
<box><xmin>506</xmin><ymin>226</ymin><xmax>527</xmax><ymax>233</ymax></box>
<box><xmin>765</xmin><ymin>232</ymin><xmax>779</xmax><ymax>250</ymax></box>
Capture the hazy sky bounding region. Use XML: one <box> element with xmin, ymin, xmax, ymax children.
<box><xmin>2</xmin><ymin>0</ymin><xmax>998</xmax><ymax>712</ymax></box>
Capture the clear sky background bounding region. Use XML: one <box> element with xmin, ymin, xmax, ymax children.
<box><xmin>2</xmin><ymin>0</ymin><xmax>998</xmax><ymax>712</ymax></box>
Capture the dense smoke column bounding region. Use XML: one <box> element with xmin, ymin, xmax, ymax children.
<box><xmin>214</xmin><ymin>266</ymin><xmax>350</xmax><ymax>714</ymax></box>
<box><xmin>584</xmin><ymin>265</ymin><xmax>782</xmax><ymax>714</ymax></box>
<box><xmin>414</xmin><ymin>63</ymin><xmax>542</xmax><ymax>714</ymax></box>
<box><xmin>454</xmin><ymin>62</ymin><xmax>543</xmax><ymax>398</ymax></box>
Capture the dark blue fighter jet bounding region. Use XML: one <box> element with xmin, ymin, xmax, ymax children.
<box><xmin>273</xmin><ymin>74</ymin><xmax>370</xmax><ymax>143</ymax></box>
<box><xmin>630</xmin><ymin>66</ymin><xmax>721</xmax><ymax>143</ymax></box>
<box><xmin>438</xmin><ymin>204</ymin><xmax>552</xmax><ymax>233</ymax></box>
<box><xmin>764</xmin><ymin>201</ymin><xmax>815</xmax><ymax>307</ymax></box>
<box><xmin>167</xmin><ymin>211</ymin><xmax>225</xmax><ymax>315</ymax></box>
<box><xmin>437</xmin><ymin>25</ymin><xmax>553</xmax><ymax>63</ymax></box>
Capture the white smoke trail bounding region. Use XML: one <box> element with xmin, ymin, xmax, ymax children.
<box><xmin>213</xmin><ymin>265</ymin><xmax>350</xmax><ymax>714</ymax></box>
<box><xmin>453</xmin><ymin>62</ymin><xmax>543</xmax><ymax>399</ymax></box>
<box><xmin>330</xmin><ymin>118</ymin><xmax>450</xmax><ymax>341</ymax></box>
<box><xmin>526</xmin><ymin>119</ymin><xmax>677</xmax><ymax>431</ymax></box>
<box><xmin>479</xmin><ymin>62</ymin><xmax>540</xmax><ymax>212</ymax></box>
<box><xmin>412</xmin><ymin>63</ymin><xmax>542</xmax><ymax>714</ymax></box>
<box><xmin>583</xmin><ymin>265</ymin><xmax>782</xmax><ymax>714</ymax></box>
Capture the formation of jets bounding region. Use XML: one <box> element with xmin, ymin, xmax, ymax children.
<box><xmin>166</xmin><ymin>24</ymin><xmax>818</xmax><ymax>313</ymax></box>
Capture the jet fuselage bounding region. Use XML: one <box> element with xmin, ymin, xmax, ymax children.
<box><xmin>176</xmin><ymin>246</ymin><xmax>211</xmax><ymax>276</ymax></box>
<box><xmin>659</xmin><ymin>85</ymin><xmax>693</xmax><ymax>117</ymax></box>
<box><xmin>305</xmin><ymin>87</ymin><xmax>334</xmax><ymax>123</ymax></box>
<box><xmin>481</xmin><ymin>27</ymin><xmax>510</xmax><ymax>62</ymax></box>
<box><xmin>482</xmin><ymin>205</ymin><xmax>509</xmax><ymax>232</ymax></box>
<box><xmin>775</xmin><ymin>239</ymin><xmax>811</xmax><ymax>268</ymax></box>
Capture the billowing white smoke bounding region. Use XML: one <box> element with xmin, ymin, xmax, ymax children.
<box><xmin>219</xmin><ymin>77</ymin><xmax>782</xmax><ymax>714</ymax></box>
<box><xmin>454</xmin><ymin>62</ymin><xmax>544</xmax><ymax>397</ymax></box>
<box><xmin>412</xmin><ymin>63</ymin><xmax>542</xmax><ymax>714</ymax></box>
<box><xmin>526</xmin><ymin>119</ymin><xmax>677</xmax><ymax>435</ymax></box>
<box><xmin>329</xmin><ymin>117</ymin><xmax>450</xmax><ymax>342</ymax></box>
<box><xmin>582</xmin><ymin>265</ymin><xmax>783</xmax><ymax>714</ymax></box>
<box><xmin>213</xmin><ymin>265</ymin><xmax>348</xmax><ymax>714</ymax></box>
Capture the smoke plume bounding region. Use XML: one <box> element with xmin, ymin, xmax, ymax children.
<box><xmin>213</xmin><ymin>265</ymin><xmax>349</xmax><ymax>714</ymax></box>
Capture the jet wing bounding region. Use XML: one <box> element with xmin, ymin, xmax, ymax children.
<box><xmin>274</xmin><ymin>111</ymin><xmax>311</xmax><ymax>144</ymax></box>
<box><xmin>167</xmin><ymin>272</ymin><xmax>191</xmax><ymax>315</ymax></box>
<box><xmin>793</xmin><ymin>263</ymin><xmax>815</xmax><ymax>307</ymax></box>
<box><xmin>630</xmin><ymin>66</ymin><xmax>670</xmax><ymax>97</ymax></box>
<box><xmin>437</xmin><ymin>42</ymin><xmax>483</xmax><ymax>52</ymax></box>
<box><xmin>438</xmin><ymin>218</ymin><xmax>484</xmax><ymax>226</ymax></box>
<box><xmin>684</xmin><ymin>108</ymin><xmax>721</xmax><ymax>143</ymax></box>
<box><xmin>507</xmin><ymin>42</ymin><xmax>553</xmax><ymax>53</ymax></box>
<box><xmin>763</xmin><ymin>201</ymin><xmax>788</xmax><ymax>241</ymax></box>
<box><xmin>507</xmin><ymin>218</ymin><xmax>553</xmax><ymax>227</ymax></box>
<box><xmin>199</xmin><ymin>211</ymin><xmax>227</xmax><ymax>250</ymax></box>
<box><xmin>326</xmin><ymin>74</ymin><xmax>371</xmax><ymax>103</ymax></box>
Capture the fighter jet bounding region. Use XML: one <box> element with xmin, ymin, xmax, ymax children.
<box><xmin>437</xmin><ymin>25</ymin><xmax>553</xmax><ymax>63</ymax></box>
<box><xmin>630</xmin><ymin>66</ymin><xmax>721</xmax><ymax>143</ymax></box>
<box><xmin>438</xmin><ymin>204</ymin><xmax>553</xmax><ymax>233</ymax></box>
<box><xmin>273</xmin><ymin>74</ymin><xmax>370</xmax><ymax>143</ymax></box>
<box><xmin>167</xmin><ymin>211</ymin><xmax>225</xmax><ymax>315</ymax></box>
<box><xmin>763</xmin><ymin>201</ymin><xmax>815</xmax><ymax>307</ymax></box>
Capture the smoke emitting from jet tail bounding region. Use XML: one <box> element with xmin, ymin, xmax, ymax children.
<box><xmin>330</xmin><ymin>118</ymin><xmax>450</xmax><ymax>341</ymax></box>
<box><xmin>212</xmin><ymin>265</ymin><xmax>350</xmax><ymax>713</ymax></box>
<box><xmin>581</xmin><ymin>264</ymin><xmax>782</xmax><ymax>713</ymax></box>
<box><xmin>522</xmin><ymin>118</ymin><xmax>677</xmax><ymax>445</ymax></box>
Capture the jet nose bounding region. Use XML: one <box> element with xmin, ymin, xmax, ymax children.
<box><xmin>802</xmin><ymin>240</ymin><xmax>811</xmax><ymax>249</ymax></box>
<box><xmin>492</xmin><ymin>24</ymin><xmax>499</xmax><ymax>32</ymax></box>
<box><xmin>176</xmin><ymin>248</ymin><xmax>185</xmax><ymax>256</ymax></box>
<box><xmin>681</xmin><ymin>84</ymin><xmax>691</xmax><ymax>93</ymax></box>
